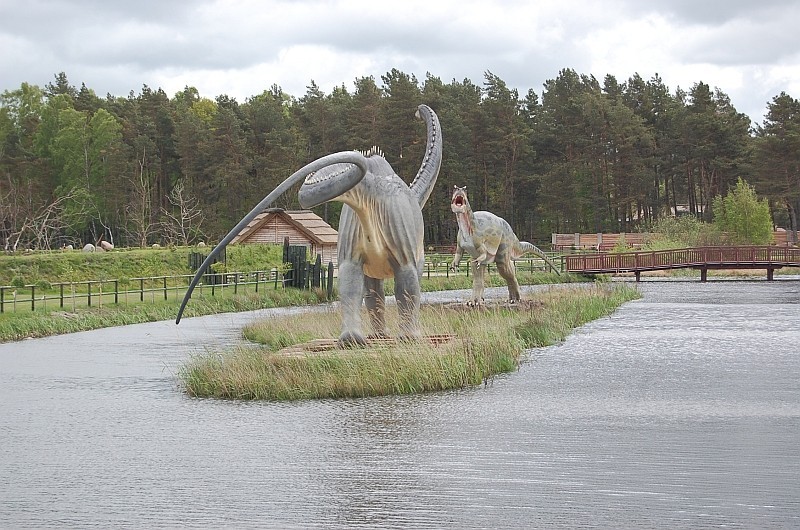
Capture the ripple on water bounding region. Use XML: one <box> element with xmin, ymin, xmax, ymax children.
<box><xmin>1</xmin><ymin>282</ymin><xmax>799</xmax><ymax>528</ymax></box>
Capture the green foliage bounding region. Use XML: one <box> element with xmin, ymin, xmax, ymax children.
<box><xmin>647</xmin><ymin>215</ymin><xmax>724</xmax><ymax>248</ymax></box>
<box><xmin>712</xmin><ymin>178</ymin><xmax>774</xmax><ymax>245</ymax></box>
<box><xmin>225</xmin><ymin>244</ymin><xmax>283</xmax><ymax>273</ymax></box>
<box><xmin>1</xmin><ymin>70</ymin><xmax>796</xmax><ymax>251</ymax></box>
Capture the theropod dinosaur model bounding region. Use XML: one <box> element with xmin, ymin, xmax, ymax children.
<box><xmin>177</xmin><ymin>104</ymin><xmax>442</xmax><ymax>346</ymax></box>
<box><xmin>449</xmin><ymin>185</ymin><xmax>559</xmax><ymax>304</ymax></box>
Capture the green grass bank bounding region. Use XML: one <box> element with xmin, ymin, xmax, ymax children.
<box><xmin>0</xmin><ymin>244</ymin><xmax>283</xmax><ymax>286</ymax></box>
<box><xmin>0</xmin><ymin>248</ymin><xmax>585</xmax><ymax>343</ymax></box>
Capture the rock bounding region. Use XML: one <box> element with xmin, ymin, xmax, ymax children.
<box><xmin>99</xmin><ymin>241</ymin><xmax>114</xmax><ymax>251</ymax></box>
<box><xmin>82</xmin><ymin>244</ymin><xmax>95</xmax><ymax>252</ymax></box>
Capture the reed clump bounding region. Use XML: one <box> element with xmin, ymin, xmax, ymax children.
<box><xmin>179</xmin><ymin>284</ymin><xmax>639</xmax><ymax>400</ymax></box>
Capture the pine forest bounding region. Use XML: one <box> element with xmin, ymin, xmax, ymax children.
<box><xmin>1</xmin><ymin>69</ymin><xmax>799</xmax><ymax>251</ymax></box>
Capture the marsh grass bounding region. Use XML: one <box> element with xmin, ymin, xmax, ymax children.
<box><xmin>180</xmin><ymin>284</ymin><xmax>640</xmax><ymax>400</ymax></box>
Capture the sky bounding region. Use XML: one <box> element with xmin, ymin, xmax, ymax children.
<box><xmin>2</xmin><ymin>0</ymin><xmax>799</xmax><ymax>126</ymax></box>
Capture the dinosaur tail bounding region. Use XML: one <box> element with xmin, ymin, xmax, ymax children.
<box><xmin>409</xmin><ymin>105</ymin><xmax>443</xmax><ymax>208</ymax></box>
<box><xmin>518</xmin><ymin>242</ymin><xmax>561</xmax><ymax>275</ymax></box>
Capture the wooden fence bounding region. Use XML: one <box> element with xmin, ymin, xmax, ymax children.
<box><xmin>0</xmin><ymin>254</ymin><xmax>560</xmax><ymax>313</ymax></box>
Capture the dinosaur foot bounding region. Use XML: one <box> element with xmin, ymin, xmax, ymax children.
<box><xmin>337</xmin><ymin>331</ymin><xmax>367</xmax><ymax>348</ymax></box>
<box><xmin>397</xmin><ymin>331</ymin><xmax>423</xmax><ymax>343</ymax></box>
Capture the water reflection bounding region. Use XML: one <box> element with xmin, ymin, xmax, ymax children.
<box><xmin>1</xmin><ymin>282</ymin><xmax>799</xmax><ymax>528</ymax></box>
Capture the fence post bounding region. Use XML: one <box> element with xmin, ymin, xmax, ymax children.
<box><xmin>87</xmin><ymin>281</ymin><xmax>92</xmax><ymax>307</ymax></box>
<box><xmin>234</xmin><ymin>274</ymin><xmax>238</xmax><ymax>294</ymax></box>
<box><xmin>140</xmin><ymin>279</ymin><xmax>144</xmax><ymax>302</ymax></box>
<box><xmin>60</xmin><ymin>284</ymin><xmax>64</xmax><ymax>308</ymax></box>
<box><xmin>0</xmin><ymin>286</ymin><xmax>3</xmax><ymax>313</ymax></box>
<box><xmin>313</xmin><ymin>254</ymin><xmax>322</xmax><ymax>288</ymax></box>
<box><xmin>31</xmin><ymin>285</ymin><xmax>35</xmax><ymax>311</ymax></box>
<box><xmin>114</xmin><ymin>280</ymin><xmax>119</xmax><ymax>305</ymax></box>
<box><xmin>163</xmin><ymin>277</ymin><xmax>168</xmax><ymax>300</ymax></box>
<box><xmin>327</xmin><ymin>262</ymin><xmax>334</xmax><ymax>300</ymax></box>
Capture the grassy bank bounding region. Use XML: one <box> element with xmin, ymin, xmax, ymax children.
<box><xmin>0</xmin><ymin>244</ymin><xmax>283</xmax><ymax>286</ymax></box>
<box><xmin>0</xmin><ymin>288</ymin><xmax>328</xmax><ymax>343</ymax></box>
<box><xmin>0</xmin><ymin>264</ymin><xmax>586</xmax><ymax>343</ymax></box>
<box><xmin>179</xmin><ymin>283</ymin><xmax>640</xmax><ymax>401</ymax></box>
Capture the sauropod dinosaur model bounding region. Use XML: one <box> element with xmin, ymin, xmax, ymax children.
<box><xmin>449</xmin><ymin>185</ymin><xmax>559</xmax><ymax>304</ymax></box>
<box><xmin>176</xmin><ymin>104</ymin><xmax>442</xmax><ymax>346</ymax></box>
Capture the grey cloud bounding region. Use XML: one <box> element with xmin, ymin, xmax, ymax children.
<box><xmin>620</xmin><ymin>0</ymin><xmax>798</xmax><ymax>24</ymax></box>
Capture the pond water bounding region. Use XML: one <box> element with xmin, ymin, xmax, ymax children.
<box><xmin>1</xmin><ymin>280</ymin><xmax>799</xmax><ymax>528</ymax></box>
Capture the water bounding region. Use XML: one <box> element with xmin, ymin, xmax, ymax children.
<box><xmin>1</xmin><ymin>281</ymin><xmax>799</xmax><ymax>528</ymax></box>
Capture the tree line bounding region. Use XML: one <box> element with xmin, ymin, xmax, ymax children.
<box><xmin>1</xmin><ymin>69</ymin><xmax>798</xmax><ymax>251</ymax></box>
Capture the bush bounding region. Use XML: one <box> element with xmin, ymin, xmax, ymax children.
<box><xmin>647</xmin><ymin>215</ymin><xmax>724</xmax><ymax>249</ymax></box>
<box><xmin>712</xmin><ymin>178</ymin><xmax>773</xmax><ymax>245</ymax></box>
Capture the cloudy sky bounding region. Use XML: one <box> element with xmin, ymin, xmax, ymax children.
<box><xmin>2</xmin><ymin>0</ymin><xmax>798</xmax><ymax>126</ymax></box>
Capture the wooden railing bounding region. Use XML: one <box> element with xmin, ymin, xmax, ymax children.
<box><xmin>552</xmin><ymin>231</ymin><xmax>798</xmax><ymax>251</ymax></box>
<box><xmin>0</xmin><ymin>270</ymin><xmax>286</xmax><ymax>314</ymax></box>
<box><xmin>565</xmin><ymin>246</ymin><xmax>800</xmax><ymax>281</ymax></box>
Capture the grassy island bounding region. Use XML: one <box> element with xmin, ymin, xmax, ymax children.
<box><xmin>179</xmin><ymin>283</ymin><xmax>640</xmax><ymax>401</ymax></box>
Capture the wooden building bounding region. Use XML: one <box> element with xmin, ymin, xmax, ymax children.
<box><xmin>231</xmin><ymin>208</ymin><xmax>339</xmax><ymax>266</ymax></box>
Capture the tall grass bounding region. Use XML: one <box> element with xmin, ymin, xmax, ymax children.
<box><xmin>179</xmin><ymin>284</ymin><xmax>640</xmax><ymax>400</ymax></box>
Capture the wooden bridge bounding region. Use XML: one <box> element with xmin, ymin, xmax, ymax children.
<box><xmin>565</xmin><ymin>246</ymin><xmax>800</xmax><ymax>281</ymax></box>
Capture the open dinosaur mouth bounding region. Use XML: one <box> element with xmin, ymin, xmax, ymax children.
<box><xmin>452</xmin><ymin>195</ymin><xmax>465</xmax><ymax>207</ymax></box>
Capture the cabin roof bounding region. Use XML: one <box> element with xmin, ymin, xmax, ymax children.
<box><xmin>230</xmin><ymin>208</ymin><xmax>338</xmax><ymax>245</ymax></box>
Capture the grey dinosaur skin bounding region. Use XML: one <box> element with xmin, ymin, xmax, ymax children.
<box><xmin>450</xmin><ymin>186</ymin><xmax>559</xmax><ymax>304</ymax></box>
<box><xmin>177</xmin><ymin>104</ymin><xmax>442</xmax><ymax>347</ymax></box>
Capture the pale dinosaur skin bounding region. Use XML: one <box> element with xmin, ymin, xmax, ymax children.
<box><xmin>450</xmin><ymin>186</ymin><xmax>559</xmax><ymax>304</ymax></box>
<box><xmin>177</xmin><ymin>104</ymin><xmax>442</xmax><ymax>346</ymax></box>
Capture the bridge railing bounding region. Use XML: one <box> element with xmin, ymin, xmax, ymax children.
<box><xmin>566</xmin><ymin>246</ymin><xmax>800</xmax><ymax>273</ymax></box>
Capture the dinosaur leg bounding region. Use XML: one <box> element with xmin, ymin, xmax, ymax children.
<box><xmin>450</xmin><ymin>243</ymin><xmax>463</xmax><ymax>271</ymax></box>
<box><xmin>394</xmin><ymin>264</ymin><xmax>422</xmax><ymax>341</ymax></box>
<box><xmin>472</xmin><ymin>245</ymin><xmax>492</xmax><ymax>266</ymax></box>
<box><xmin>496</xmin><ymin>257</ymin><xmax>521</xmax><ymax>302</ymax></box>
<box><xmin>364</xmin><ymin>276</ymin><xmax>388</xmax><ymax>338</ymax></box>
<box><xmin>470</xmin><ymin>262</ymin><xmax>487</xmax><ymax>305</ymax></box>
<box><xmin>337</xmin><ymin>260</ymin><xmax>367</xmax><ymax>346</ymax></box>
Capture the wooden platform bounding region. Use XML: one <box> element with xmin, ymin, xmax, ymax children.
<box><xmin>277</xmin><ymin>334</ymin><xmax>456</xmax><ymax>356</ymax></box>
<box><xmin>442</xmin><ymin>299</ymin><xmax>543</xmax><ymax>312</ymax></box>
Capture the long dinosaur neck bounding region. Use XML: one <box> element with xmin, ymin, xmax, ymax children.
<box><xmin>409</xmin><ymin>105</ymin><xmax>442</xmax><ymax>208</ymax></box>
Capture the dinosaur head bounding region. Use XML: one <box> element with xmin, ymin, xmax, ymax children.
<box><xmin>451</xmin><ymin>185</ymin><xmax>470</xmax><ymax>214</ymax></box>
<box><xmin>297</xmin><ymin>151</ymin><xmax>370</xmax><ymax>208</ymax></box>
